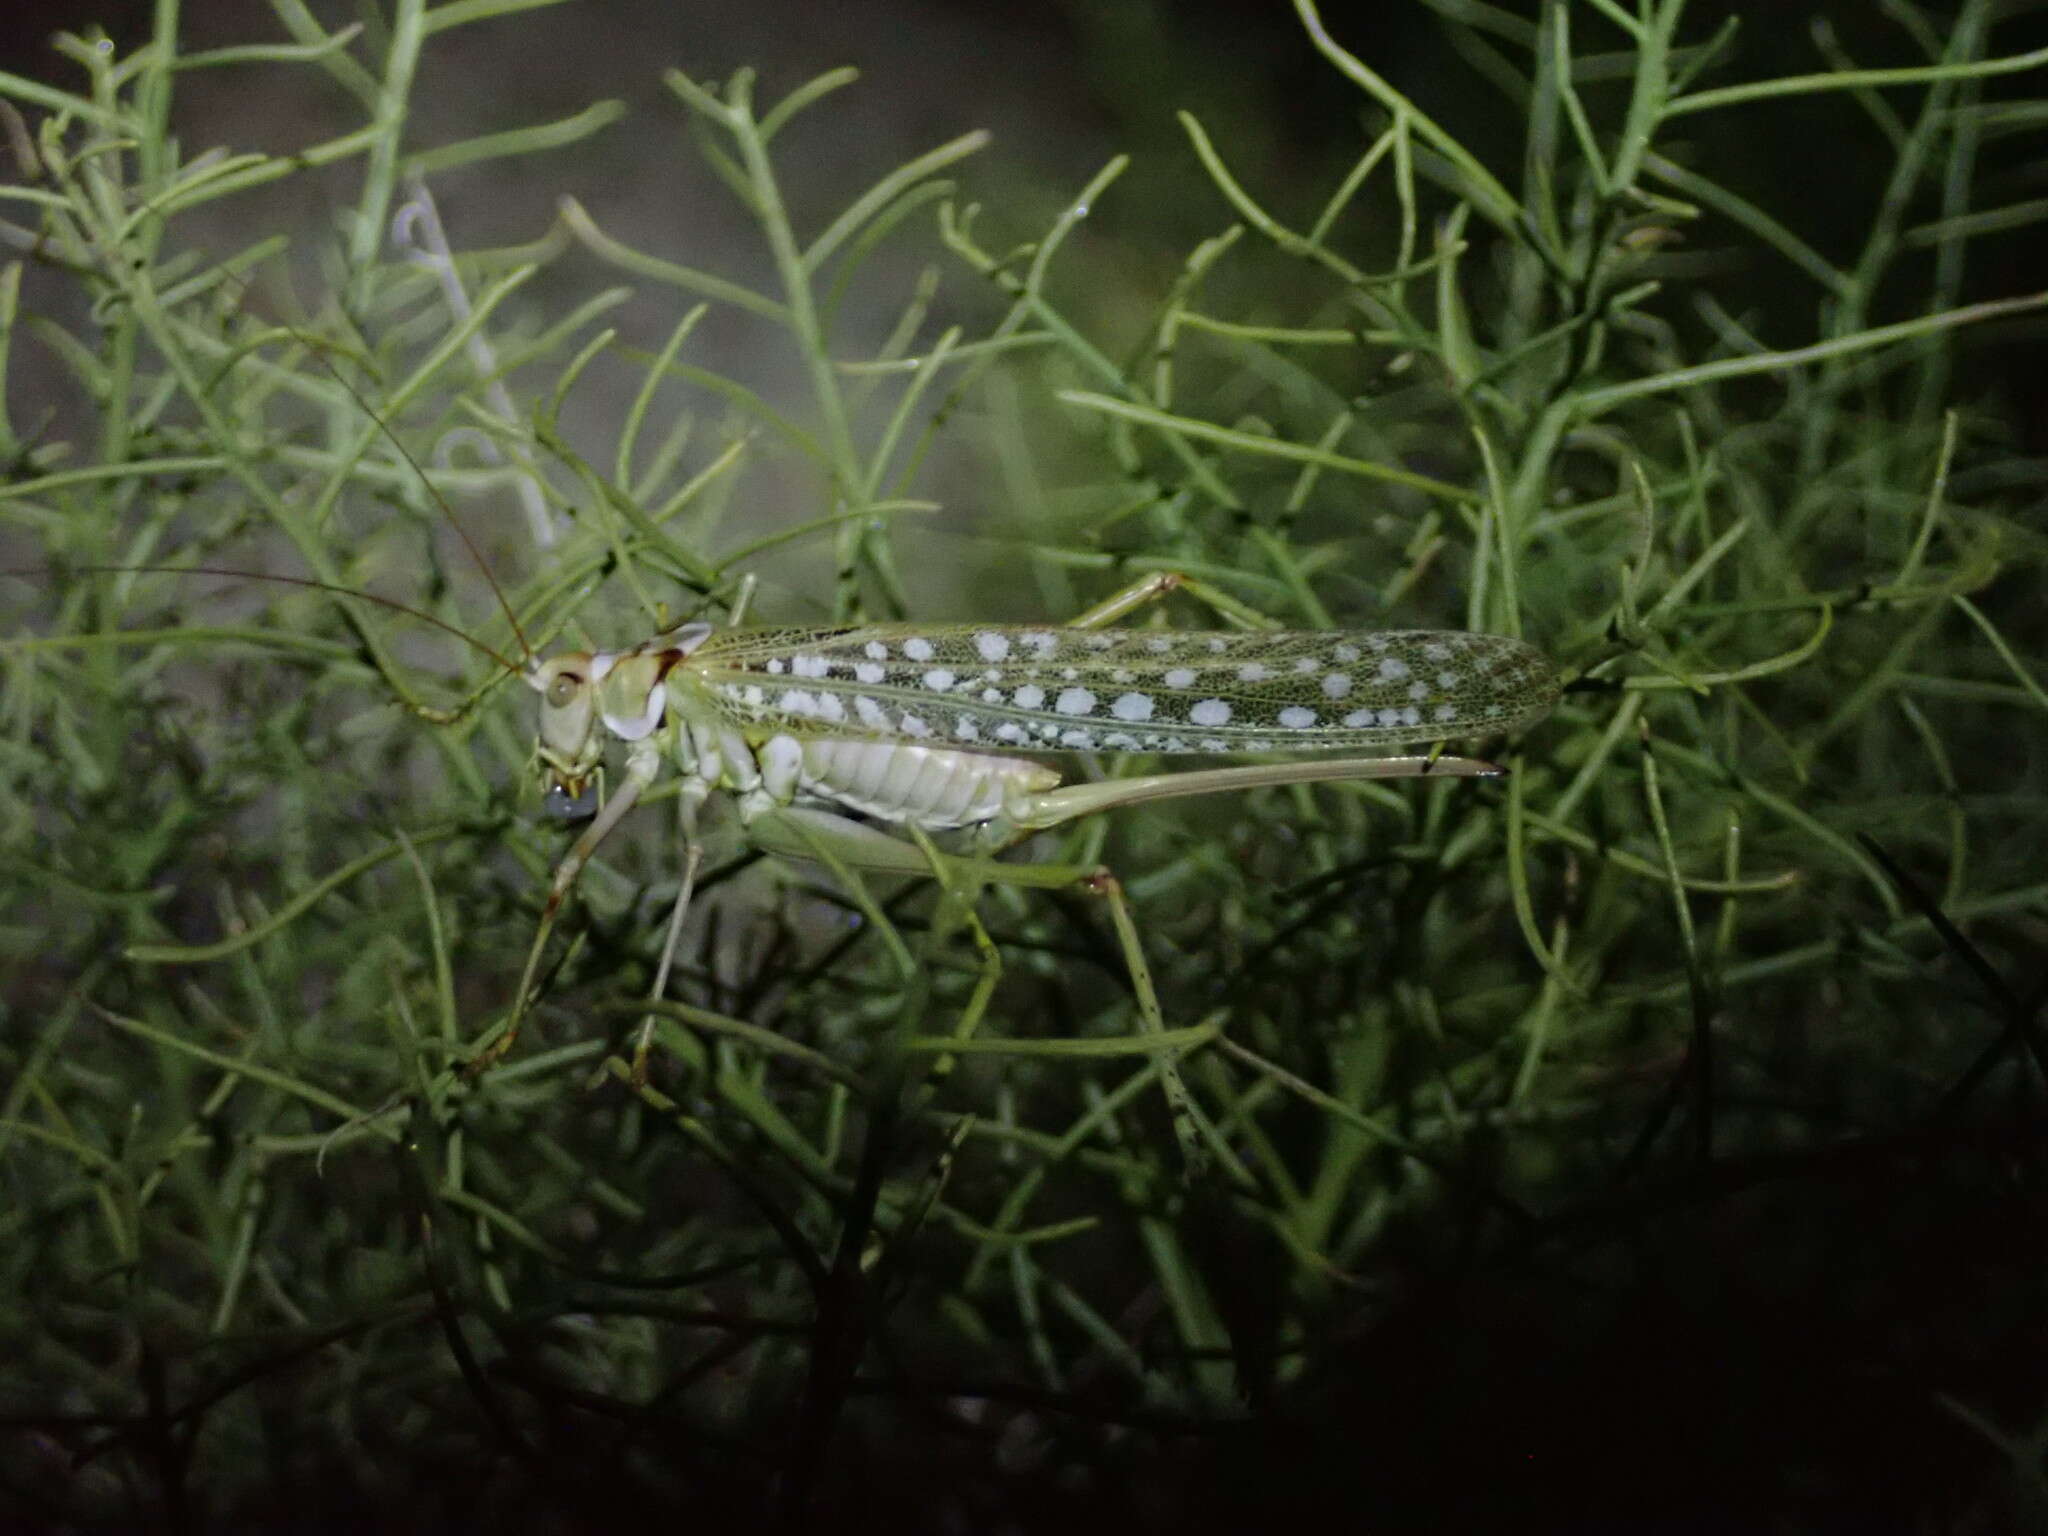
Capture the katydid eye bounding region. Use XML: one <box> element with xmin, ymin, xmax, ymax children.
<box><xmin>545</xmin><ymin>673</ymin><xmax>581</xmax><ymax>708</ymax></box>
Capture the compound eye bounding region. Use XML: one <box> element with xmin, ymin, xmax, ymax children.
<box><xmin>541</xmin><ymin>783</ymin><xmax>598</xmax><ymax>822</ymax></box>
<box><xmin>545</xmin><ymin>672</ymin><xmax>581</xmax><ymax>709</ymax></box>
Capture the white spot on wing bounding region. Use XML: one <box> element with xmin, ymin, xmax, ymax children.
<box><xmin>1376</xmin><ymin>656</ymin><xmax>1411</xmax><ymax>682</ymax></box>
<box><xmin>1333</xmin><ymin>643</ymin><xmax>1361</xmax><ymax>663</ymax></box>
<box><xmin>1110</xmin><ymin>692</ymin><xmax>1154</xmax><ymax>721</ymax></box>
<box><xmin>855</xmin><ymin>662</ymin><xmax>884</xmax><ymax>684</ymax></box>
<box><xmin>1322</xmin><ymin>673</ymin><xmax>1353</xmax><ymax>699</ymax></box>
<box><xmin>1055</xmin><ymin>687</ymin><xmax>1096</xmax><ymax>716</ymax></box>
<box><xmin>1236</xmin><ymin>662</ymin><xmax>1269</xmax><ymax>682</ymax></box>
<box><xmin>864</xmin><ymin>641</ymin><xmax>888</xmax><ymax>660</ymax></box>
<box><xmin>903</xmin><ymin>637</ymin><xmax>934</xmax><ymax>661</ymax></box>
<box><xmin>922</xmin><ymin>668</ymin><xmax>955</xmax><ymax>692</ymax></box>
<box><xmin>976</xmin><ymin>632</ymin><xmax>1010</xmax><ymax>661</ymax></box>
<box><xmin>1164</xmin><ymin>668</ymin><xmax>1197</xmax><ymax>688</ymax></box>
<box><xmin>1278</xmin><ymin>706</ymin><xmax>1317</xmax><ymax>729</ymax></box>
<box><xmin>1013</xmin><ymin>684</ymin><xmax>1045</xmax><ymax>710</ymax></box>
<box><xmin>1190</xmin><ymin>698</ymin><xmax>1231</xmax><ymax>726</ymax></box>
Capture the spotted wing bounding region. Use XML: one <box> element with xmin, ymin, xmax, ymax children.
<box><xmin>683</xmin><ymin>624</ymin><xmax>1557</xmax><ymax>753</ymax></box>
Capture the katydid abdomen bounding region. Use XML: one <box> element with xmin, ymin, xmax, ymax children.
<box><xmin>794</xmin><ymin>737</ymin><xmax>1060</xmax><ymax>829</ymax></box>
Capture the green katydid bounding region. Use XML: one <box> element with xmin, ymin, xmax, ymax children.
<box><xmin>489</xmin><ymin>572</ymin><xmax>1559</xmax><ymax>1112</ymax></box>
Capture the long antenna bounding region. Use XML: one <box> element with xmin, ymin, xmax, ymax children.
<box><xmin>45</xmin><ymin>563</ymin><xmax>525</xmax><ymax>676</ymax></box>
<box><xmin>10</xmin><ymin>99</ymin><xmax>539</xmax><ymax>678</ymax></box>
<box><xmin>180</xmin><ymin>204</ymin><xmax>543</xmax><ymax>672</ymax></box>
<box><xmin>283</xmin><ymin>304</ymin><xmax>539</xmax><ymax>669</ymax></box>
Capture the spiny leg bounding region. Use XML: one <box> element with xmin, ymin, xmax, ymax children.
<box><xmin>467</xmin><ymin>738</ymin><xmax>662</xmax><ymax>1077</ymax></box>
<box><xmin>1009</xmin><ymin>752</ymin><xmax>1502</xmax><ymax>829</ymax></box>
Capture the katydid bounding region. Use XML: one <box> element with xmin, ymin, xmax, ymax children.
<box><xmin>484</xmin><ymin>570</ymin><xmax>1559</xmax><ymax>1103</ymax></box>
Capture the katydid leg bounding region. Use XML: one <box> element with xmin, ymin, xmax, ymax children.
<box><xmin>1002</xmin><ymin>752</ymin><xmax>1501</xmax><ymax>835</ymax></box>
<box><xmin>1089</xmin><ymin>866</ymin><xmax>1209</xmax><ymax>1176</ymax></box>
<box><xmin>899</xmin><ymin>821</ymin><xmax>1008</xmax><ymax>1089</ymax></box>
<box><xmin>468</xmin><ymin>738</ymin><xmax>664</xmax><ymax>1075</ymax></box>
<box><xmin>745</xmin><ymin>802</ymin><xmax>1212</xmax><ymax>1174</ymax></box>
<box><xmin>1063</xmin><ymin>570</ymin><xmax>1187</xmax><ymax>629</ymax></box>
<box><xmin>631</xmin><ymin>775</ymin><xmax>710</xmax><ymax>1083</ymax></box>
<box><xmin>1061</xmin><ymin>567</ymin><xmax>1290</xmax><ymax>633</ymax></box>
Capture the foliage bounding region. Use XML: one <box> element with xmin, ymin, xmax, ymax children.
<box><xmin>2</xmin><ymin>0</ymin><xmax>2046</xmax><ymax>1526</ymax></box>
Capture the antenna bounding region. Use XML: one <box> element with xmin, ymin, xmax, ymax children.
<box><xmin>271</xmin><ymin>260</ymin><xmax>540</xmax><ymax>671</ymax></box>
<box><xmin>45</xmin><ymin>563</ymin><xmax>524</xmax><ymax>677</ymax></box>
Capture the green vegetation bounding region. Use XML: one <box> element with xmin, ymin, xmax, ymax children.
<box><xmin>3</xmin><ymin>0</ymin><xmax>2045</xmax><ymax>1525</ymax></box>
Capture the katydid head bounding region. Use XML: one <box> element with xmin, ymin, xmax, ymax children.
<box><xmin>529</xmin><ymin>652</ymin><xmax>606</xmax><ymax>800</ymax></box>
<box><xmin>527</xmin><ymin>621</ymin><xmax>716</xmax><ymax>800</ymax></box>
